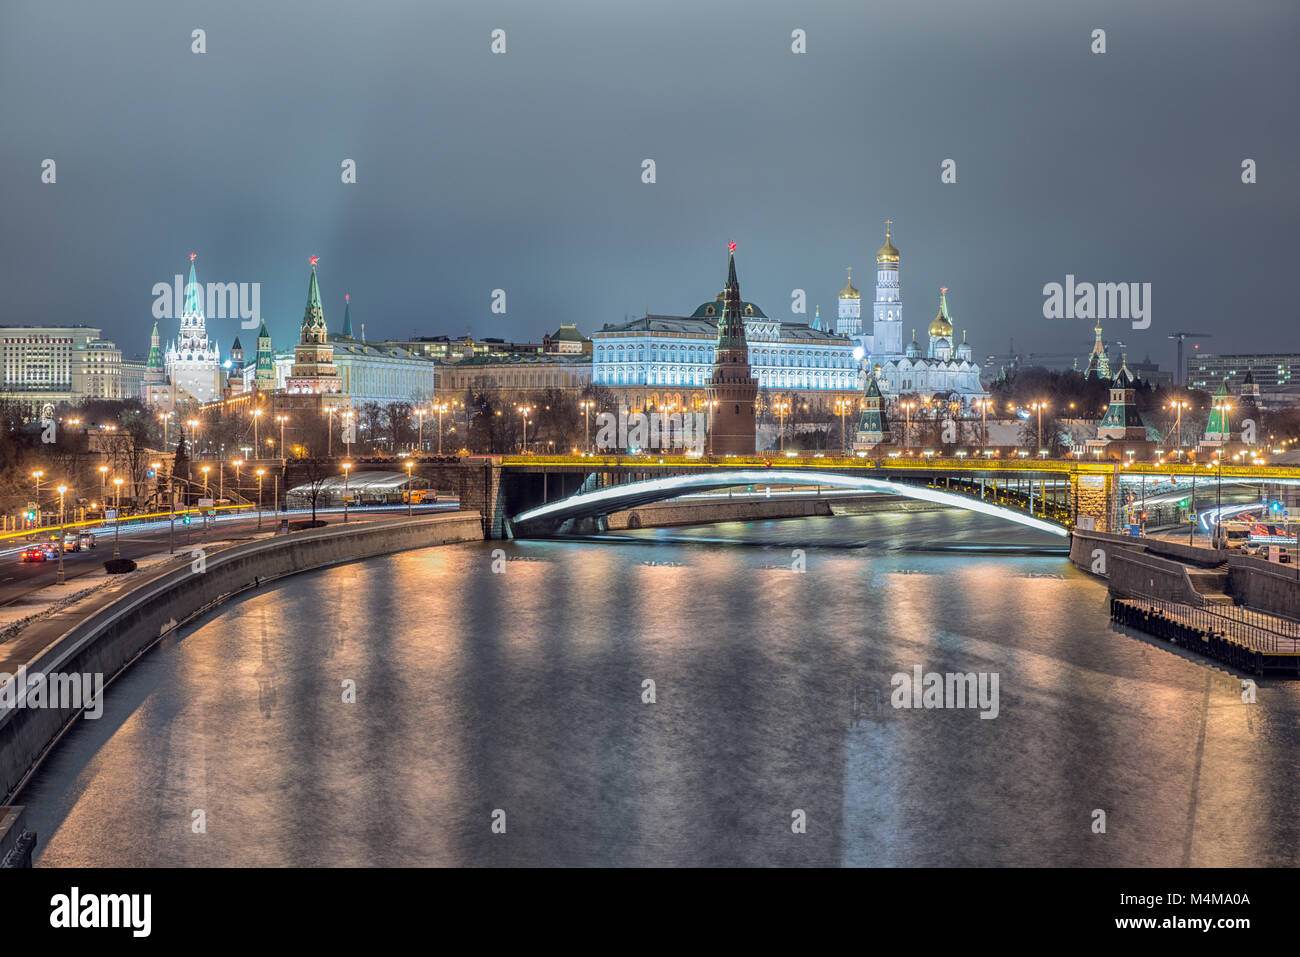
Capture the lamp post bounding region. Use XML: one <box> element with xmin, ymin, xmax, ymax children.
<box><xmin>98</xmin><ymin>464</ymin><xmax>108</xmax><ymax>497</ymax></box>
<box><xmin>342</xmin><ymin>462</ymin><xmax>352</xmax><ymax>523</ymax></box>
<box><xmin>416</xmin><ymin>408</ymin><xmax>426</xmax><ymax>453</ymax></box>
<box><xmin>276</xmin><ymin>415</ymin><xmax>288</xmax><ymax>464</ymax></box>
<box><xmin>405</xmin><ymin>459</ymin><xmax>414</xmax><ymax>517</ymax></box>
<box><xmin>32</xmin><ymin>470</ymin><xmax>44</xmax><ymax>521</ymax></box>
<box><xmin>159</xmin><ymin>410</ymin><xmax>172</xmax><ymax>449</ymax></box>
<box><xmin>517</xmin><ymin>405</ymin><xmax>532</xmax><ymax>453</ymax></box>
<box><xmin>256</xmin><ymin>468</ymin><xmax>266</xmax><ymax>529</ymax></box>
<box><xmin>1031</xmin><ymin>401</ymin><xmax>1048</xmax><ymax>455</ymax></box>
<box><xmin>327</xmin><ymin>405</ymin><xmax>335</xmax><ymax>458</ymax></box>
<box><xmin>233</xmin><ymin>459</ymin><xmax>243</xmax><ymax>502</ymax></box>
<box><xmin>56</xmin><ymin>484</ymin><xmax>67</xmax><ymax>584</ymax></box>
<box><xmin>252</xmin><ymin>408</ymin><xmax>263</xmax><ymax>453</ymax></box>
<box><xmin>1166</xmin><ymin>399</ymin><xmax>1189</xmax><ymax>450</ymax></box>
<box><xmin>187</xmin><ymin>418</ymin><xmax>201</xmax><ymax>461</ymax></box>
<box><xmin>343</xmin><ymin>410</ymin><xmax>354</xmax><ymax>461</ymax></box>
<box><xmin>708</xmin><ymin>399</ymin><xmax>718</xmax><ymax>456</ymax></box>
<box><xmin>112</xmin><ymin>476</ymin><xmax>123</xmax><ymax>558</ymax></box>
<box><xmin>834</xmin><ymin>398</ymin><xmax>850</xmax><ymax>456</ymax></box>
<box><xmin>579</xmin><ymin>400</ymin><xmax>594</xmax><ymax>453</ymax></box>
<box><xmin>435</xmin><ymin>402</ymin><xmax>449</xmax><ymax>455</ymax></box>
<box><xmin>775</xmin><ymin>399</ymin><xmax>789</xmax><ymax>453</ymax></box>
<box><xmin>902</xmin><ymin>401</ymin><xmax>916</xmax><ymax>451</ymax></box>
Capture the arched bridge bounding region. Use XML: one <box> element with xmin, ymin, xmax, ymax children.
<box><xmin>511</xmin><ymin>468</ymin><xmax>1071</xmax><ymax>537</ymax></box>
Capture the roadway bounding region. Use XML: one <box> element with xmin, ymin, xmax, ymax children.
<box><xmin>0</xmin><ymin>504</ymin><xmax>456</xmax><ymax>611</ymax></box>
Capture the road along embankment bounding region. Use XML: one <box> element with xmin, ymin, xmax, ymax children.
<box><xmin>0</xmin><ymin>512</ymin><xmax>483</xmax><ymax>810</ymax></box>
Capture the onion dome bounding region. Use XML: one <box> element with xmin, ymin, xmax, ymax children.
<box><xmin>839</xmin><ymin>267</ymin><xmax>860</xmax><ymax>299</ymax></box>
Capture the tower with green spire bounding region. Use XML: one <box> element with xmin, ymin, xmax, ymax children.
<box><xmin>164</xmin><ymin>252</ymin><xmax>221</xmax><ymax>402</ymax></box>
<box><xmin>1203</xmin><ymin>378</ymin><xmax>1235</xmax><ymax>444</ymax></box>
<box><xmin>254</xmin><ymin>318</ymin><xmax>276</xmax><ymax>391</ymax></box>
<box><xmin>340</xmin><ymin>293</ymin><xmax>353</xmax><ymax>338</ymax></box>
<box><xmin>285</xmin><ymin>256</ymin><xmax>342</xmax><ymax>395</ymax></box>
<box><xmin>705</xmin><ymin>244</ymin><xmax>757</xmax><ymax>455</ymax></box>
<box><xmin>853</xmin><ymin>373</ymin><xmax>890</xmax><ymax>451</ymax></box>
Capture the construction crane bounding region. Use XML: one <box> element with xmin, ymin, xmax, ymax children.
<box><xmin>1168</xmin><ymin>332</ymin><xmax>1211</xmax><ymax>386</ymax></box>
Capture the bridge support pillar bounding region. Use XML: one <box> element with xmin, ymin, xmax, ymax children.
<box><xmin>1070</xmin><ymin>469</ymin><xmax>1117</xmax><ymax>533</ymax></box>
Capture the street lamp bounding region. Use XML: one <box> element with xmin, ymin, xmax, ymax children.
<box><xmin>233</xmin><ymin>459</ymin><xmax>243</xmax><ymax>500</ymax></box>
<box><xmin>251</xmin><ymin>407</ymin><xmax>263</xmax><ymax>452</ymax></box>
<box><xmin>834</xmin><ymin>398</ymin><xmax>851</xmax><ymax>456</ymax></box>
<box><xmin>1166</xmin><ymin>399</ymin><xmax>1189</xmax><ymax>450</ymax></box>
<box><xmin>256</xmin><ymin>468</ymin><xmax>266</xmax><ymax>529</ymax></box>
<box><xmin>1031</xmin><ymin>401</ymin><xmax>1049</xmax><ymax>455</ymax></box>
<box><xmin>434</xmin><ymin>402</ymin><xmax>449</xmax><ymax>455</ymax></box>
<box><xmin>32</xmin><ymin>470</ymin><xmax>44</xmax><ymax>518</ymax></box>
<box><xmin>187</xmin><ymin>418</ymin><xmax>201</xmax><ymax>460</ymax></box>
<box><xmin>112</xmin><ymin>476</ymin><xmax>124</xmax><ymax>558</ymax></box>
<box><xmin>98</xmin><ymin>464</ymin><xmax>108</xmax><ymax>495</ymax></box>
<box><xmin>56</xmin><ymin>484</ymin><xmax>67</xmax><ymax>584</ymax></box>
<box><xmin>901</xmin><ymin>401</ymin><xmax>916</xmax><ymax>451</ymax></box>
<box><xmin>404</xmin><ymin>459</ymin><xmax>414</xmax><ymax>517</ymax></box>
<box><xmin>415</xmin><ymin>407</ymin><xmax>426</xmax><ymax>453</ymax></box>
<box><xmin>159</xmin><ymin>410</ymin><xmax>173</xmax><ymax>449</ymax></box>
<box><xmin>775</xmin><ymin>399</ymin><xmax>790</xmax><ymax>453</ymax></box>
<box><xmin>275</xmin><ymin>415</ymin><xmax>288</xmax><ymax>462</ymax></box>
<box><xmin>342</xmin><ymin>462</ymin><xmax>352</xmax><ymax>523</ymax></box>
<box><xmin>579</xmin><ymin>400</ymin><xmax>594</xmax><ymax>453</ymax></box>
<box><xmin>516</xmin><ymin>405</ymin><xmax>532</xmax><ymax>453</ymax></box>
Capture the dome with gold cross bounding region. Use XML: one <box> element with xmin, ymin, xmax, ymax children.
<box><xmin>927</xmin><ymin>286</ymin><xmax>953</xmax><ymax>338</ymax></box>
<box><xmin>838</xmin><ymin>267</ymin><xmax>860</xmax><ymax>299</ymax></box>
<box><xmin>876</xmin><ymin>220</ymin><xmax>899</xmax><ymax>264</ymax></box>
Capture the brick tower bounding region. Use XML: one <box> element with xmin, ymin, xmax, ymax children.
<box><xmin>706</xmin><ymin>244</ymin><xmax>757</xmax><ymax>455</ymax></box>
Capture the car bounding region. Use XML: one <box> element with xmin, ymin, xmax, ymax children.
<box><xmin>19</xmin><ymin>547</ymin><xmax>47</xmax><ymax>563</ymax></box>
<box><xmin>62</xmin><ymin>533</ymin><xmax>81</xmax><ymax>552</ymax></box>
<box><xmin>79</xmin><ymin>531</ymin><xmax>96</xmax><ymax>549</ymax></box>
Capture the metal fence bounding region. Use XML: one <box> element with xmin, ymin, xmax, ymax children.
<box><xmin>1114</xmin><ymin>591</ymin><xmax>1300</xmax><ymax>654</ymax></box>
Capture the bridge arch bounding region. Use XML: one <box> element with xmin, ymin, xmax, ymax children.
<box><xmin>512</xmin><ymin>469</ymin><xmax>1068</xmax><ymax>536</ymax></box>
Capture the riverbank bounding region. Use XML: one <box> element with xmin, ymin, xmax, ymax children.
<box><xmin>0</xmin><ymin>512</ymin><xmax>483</xmax><ymax>818</ymax></box>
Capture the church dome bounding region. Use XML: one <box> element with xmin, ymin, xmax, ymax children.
<box><xmin>876</xmin><ymin>224</ymin><xmax>899</xmax><ymax>264</ymax></box>
<box><xmin>838</xmin><ymin>267</ymin><xmax>860</xmax><ymax>299</ymax></box>
<box><xmin>928</xmin><ymin>287</ymin><xmax>953</xmax><ymax>337</ymax></box>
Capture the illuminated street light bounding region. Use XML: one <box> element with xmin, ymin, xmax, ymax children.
<box><xmin>112</xmin><ymin>476</ymin><xmax>124</xmax><ymax>558</ymax></box>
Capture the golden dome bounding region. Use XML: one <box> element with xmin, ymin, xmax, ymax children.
<box><xmin>928</xmin><ymin>286</ymin><xmax>953</xmax><ymax>338</ymax></box>
<box><xmin>876</xmin><ymin>220</ymin><xmax>899</xmax><ymax>264</ymax></box>
<box><xmin>838</xmin><ymin>267</ymin><xmax>860</xmax><ymax>299</ymax></box>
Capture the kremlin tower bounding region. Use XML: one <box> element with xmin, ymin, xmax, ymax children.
<box><xmin>705</xmin><ymin>244</ymin><xmax>757</xmax><ymax>455</ymax></box>
<box><xmin>164</xmin><ymin>253</ymin><xmax>222</xmax><ymax>402</ymax></box>
<box><xmin>284</xmin><ymin>256</ymin><xmax>342</xmax><ymax>396</ymax></box>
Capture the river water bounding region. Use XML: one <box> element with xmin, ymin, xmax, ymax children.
<box><xmin>22</xmin><ymin>508</ymin><xmax>1300</xmax><ymax>866</ymax></box>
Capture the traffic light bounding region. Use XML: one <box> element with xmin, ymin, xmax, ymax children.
<box><xmin>182</xmin><ymin>514</ymin><xmax>191</xmax><ymax>526</ymax></box>
<box><xmin>146</xmin><ymin>467</ymin><xmax>156</xmax><ymax>479</ymax></box>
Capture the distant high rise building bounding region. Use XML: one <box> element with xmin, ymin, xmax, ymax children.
<box><xmin>705</xmin><ymin>245</ymin><xmax>757</xmax><ymax>455</ymax></box>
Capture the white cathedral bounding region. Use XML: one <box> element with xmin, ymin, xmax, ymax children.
<box><xmin>836</xmin><ymin>223</ymin><xmax>987</xmax><ymax>405</ymax></box>
<box><xmin>163</xmin><ymin>254</ymin><xmax>223</xmax><ymax>404</ymax></box>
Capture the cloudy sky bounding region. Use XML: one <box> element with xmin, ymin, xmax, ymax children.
<box><xmin>3</xmin><ymin>0</ymin><xmax>1296</xmax><ymax>372</ymax></box>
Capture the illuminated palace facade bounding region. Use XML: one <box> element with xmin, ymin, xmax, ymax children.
<box><xmin>590</xmin><ymin>271</ymin><xmax>858</xmax><ymax>414</ymax></box>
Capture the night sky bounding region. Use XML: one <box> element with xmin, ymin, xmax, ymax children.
<box><xmin>3</xmin><ymin>0</ymin><xmax>1296</xmax><ymax>371</ymax></box>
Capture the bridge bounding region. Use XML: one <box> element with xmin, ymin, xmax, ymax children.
<box><xmin>442</xmin><ymin>455</ymin><xmax>1299</xmax><ymax>539</ymax></box>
